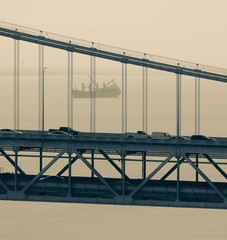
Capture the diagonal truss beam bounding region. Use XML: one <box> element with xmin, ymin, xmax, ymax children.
<box><xmin>21</xmin><ymin>150</ymin><xmax>65</xmax><ymax>192</ymax></box>
<box><xmin>129</xmin><ymin>154</ymin><xmax>173</xmax><ymax>197</ymax></box>
<box><xmin>98</xmin><ymin>149</ymin><xmax>130</xmax><ymax>181</ymax></box>
<box><xmin>75</xmin><ymin>150</ymin><xmax>118</xmax><ymax>196</ymax></box>
<box><xmin>203</xmin><ymin>153</ymin><xmax>227</xmax><ymax>180</ymax></box>
<box><xmin>183</xmin><ymin>154</ymin><xmax>226</xmax><ymax>201</ymax></box>
<box><xmin>0</xmin><ymin>148</ymin><xmax>25</xmax><ymax>175</ymax></box>
<box><xmin>57</xmin><ymin>150</ymin><xmax>86</xmax><ymax>176</ymax></box>
<box><xmin>0</xmin><ymin>178</ymin><xmax>10</xmax><ymax>192</ymax></box>
<box><xmin>160</xmin><ymin>157</ymin><xmax>185</xmax><ymax>181</ymax></box>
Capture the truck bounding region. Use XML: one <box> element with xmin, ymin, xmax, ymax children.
<box><xmin>48</xmin><ymin>127</ymin><xmax>80</xmax><ymax>136</ymax></box>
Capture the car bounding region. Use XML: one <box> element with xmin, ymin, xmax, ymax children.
<box><xmin>168</xmin><ymin>136</ymin><xmax>189</xmax><ymax>140</ymax></box>
<box><xmin>151</xmin><ymin>132</ymin><xmax>171</xmax><ymax>139</ymax></box>
<box><xmin>125</xmin><ymin>131</ymin><xmax>151</xmax><ymax>138</ymax></box>
<box><xmin>190</xmin><ymin>135</ymin><xmax>214</xmax><ymax>141</ymax></box>
<box><xmin>48</xmin><ymin>130</ymin><xmax>72</xmax><ymax>136</ymax></box>
<box><xmin>59</xmin><ymin>127</ymin><xmax>80</xmax><ymax>135</ymax></box>
<box><xmin>0</xmin><ymin>128</ymin><xmax>23</xmax><ymax>134</ymax></box>
<box><xmin>137</xmin><ymin>131</ymin><xmax>147</xmax><ymax>135</ymax></box>
<box><xmin>39</xmin><ymin>175</ymin><xmax>65</xmax><ymax>182</ymax></box>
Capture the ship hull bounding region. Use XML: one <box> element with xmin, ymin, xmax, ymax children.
<box><xmin>73</xmin><ymin>90</ymin><xmax>121</xmax><ymax>98</ymax></box>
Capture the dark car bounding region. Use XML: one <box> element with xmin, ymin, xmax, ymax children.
<box><xmin>59</xmin><ymin>127</ymin><xmax>80</xmax><ymax>135</ymax></box>
<box><xmin>190</xmin><ymin>135</ymin><xmax>214</xmax><ymax>141</ymax></box>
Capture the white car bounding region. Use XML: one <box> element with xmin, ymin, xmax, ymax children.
<box><xmin>0</xmin><ymin>128</ymin><xmax>23</xmax><ymax>134</ymax></box>
<box><xmin>48</xmin><ymin>130</ymin><xmax>72</xmax><ymax>136</ymax></box>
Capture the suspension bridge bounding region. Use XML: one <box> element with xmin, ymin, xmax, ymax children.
<box><xmin>0</xmin><ymin>21</ymin><xmax>227</xmax><ymax>209</ymax></box>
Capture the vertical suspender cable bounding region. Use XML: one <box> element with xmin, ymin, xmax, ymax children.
<box><xmin>121</xmin><ymin>63</ymin><xmax>125</xmax><ymax>133</ymax></box>
<box><xmin>41</xmin><ymin>47</ymin><xmax>45</xmax><ymax>132</ymax></box>
<box><xmin>125</xmin><ymin>63</ymin><xmax>127</xmax><ymax>133</ymax></box>
<box><xmin>195</xmin><ymin>77</ymin><xmax>201</xmax><ymax>134</ymax></box>
<box><xmin>17</xmin><ymin>40</ymin><xmax>20</xmax><ymax>129</ymax></box>
<box><xmin>71</xmin><ymin>52</ymin><xmax>73</xmax><ymax>129</ymax></box>
<box><xmin>90</xmin><ymin>56</ymin><xmax>93</xmax><ymax>132</ymax></box>
<box><xmin>176</xmin><ymin>74</ymin><xmax>179</xmax><ymax>136</ymax></box>
<box><xmin>14</xmin><ymin>40</ymin><xmax>17</xmax><ymax>130</ymax></box>
<box><xmin>179</xmin><ymin>74</ymin><xmax>181</xmax><ymax>135</ymax></box>
<box><xmin>142</xmin><ymin>67</ymin><xmax>148</xmax><ymax>132</ymax></box>
<box><xmin>142</xmin><ymin>67</ymin><xmax>145</xmax><ymax>131</ymax></box>
<box><xmin>145</xmin><ymin>67</ymin><xmax>148</xmax><ymax>133</ymax></box>
<box><xmin>38</xmin><ymin>45</ymin><xmax>41</xmax><ymax>130</ymax></box>
<box><xmin>14</xmin><ymin>39</ymin><xmax>20</xmax><ymax>130</ymax></box>
<box><xmin>195</xmin><ymin>77</ymin><xmax>198</xmax><ymax>134</ymax></box>
<box><xmin>68</xmin><ymin>51</ymin><xmax>70</xmax><ymax>127</ymax></box>
<box><xmin>176</xmin><ymin>74</ymin><xmax>182</xmax><ymax>136</ymax></box>
<box><xmin>198</xmin><ymin>78</ymin><xmax>200</xmax><ymax>134</ymax></box>
<box><xmin>94</xmin><ymin>56</ymin><xmax>96</xmax><ymax>133</ymax></box>
<box><xmin>68</xmin><ymin>51</ymin><xmax>74</xmax><ymax>128</ymax></box>
<box><xmin>90</xmin><ymin>56</ymin><xmax>96</xmax><ymax>132</ymax></box>
<box><xmin>195</xmin><ymin>64</ymin><xmax>201</xmax><ymax>135</ymax></box>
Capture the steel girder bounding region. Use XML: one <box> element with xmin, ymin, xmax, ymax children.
<box><xmin>0</xmin><ymin>145</ymin><xmax>227</xmax><ymax>208</ymax></box>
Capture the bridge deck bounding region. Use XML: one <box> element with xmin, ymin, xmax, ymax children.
<box><xmin>0</xmin><ymin>131</ymin><xmax>227</xmax><ymax>209</ymax></box>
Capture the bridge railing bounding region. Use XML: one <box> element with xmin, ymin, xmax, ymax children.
<box><xmin>1</xmin><ymin>21</ymin><xmax>227</xmax><ymax>76</ymax></box>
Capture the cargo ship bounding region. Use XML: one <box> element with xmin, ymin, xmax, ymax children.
<box><xmin>73</xmin><ymin>79</ymin><xmax>121</xmax><ymax>98</ymax></box>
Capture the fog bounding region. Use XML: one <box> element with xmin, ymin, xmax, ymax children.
<box><xmin>1</xmin><ymin>1</ymin><xmax>227</xmax><ymax>240</ymax></box>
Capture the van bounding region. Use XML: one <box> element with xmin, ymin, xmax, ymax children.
<box><xmin>151</xmin><ymin>132</ymin><xmax>171</xmax><ymax>139</ymax></box>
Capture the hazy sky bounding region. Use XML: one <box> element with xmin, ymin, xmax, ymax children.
<box><xmin>1</xmin><ymin>0</ymin><xmax>227</xmax><ymax>68</ymax></box>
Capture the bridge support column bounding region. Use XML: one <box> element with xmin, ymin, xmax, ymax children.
<box><xmin>176</xmin><ymin>74</ymin><xmax>182</xmax><ymax>136</ymax></box>
<box><xmin>121</xmin><ymin>63</ymin><xmax>127</xmax><ymax>133</ymax></box>
<box><xmin>91</xmin><ymin>150</ymin><xmax>94</xmax><ymax>178</ymax></box>
<box><xmin>142</xmin><ymin>152</ymin><xmax>146</xmax><ymax>179</ymax></box>
<box><xmin>196</xmin><ymin>154</ymin><xmax>199</xmax><ymax>182</ymax></box>
<box><xmin>68</xmin><ymin>51</ymin><xmax>73</xmax><ymax>128</ymax></box>
<box><xmin>142</xmin><ymin>67</ymin><xmax>148</xmax><ymax>132</ymax></box>
<box><xmin>176</xmin><ymin>156</ymin><xmax>180</xmax><ymax>201</ymax></box>
<box><xmin>14</xmin><ymin>150</ymin><xmax>18</xmax><ymax>192</ymax></box>
<box><xmin>121</xmin><ymin>154</ymin><xmax>126</xmax><ymax>196</ymax></box>
<box><xmin>68</xmin><ymin>153</ymin><xmax>71</xmax><ymax>197</ymax></box>
<box><xmin>90</xmin><ymin>55</ymin><xmax>96</xmax><ymax>132</ymax></box>
<box><xmin>14</xmin><ymin>39</ymin><xmax>20</xmax><ymax>130</ymax></box>
<box><xmin>39</xmin><ymin>148</ymin><xmax>43</xmax><ymax>172</ymax></box>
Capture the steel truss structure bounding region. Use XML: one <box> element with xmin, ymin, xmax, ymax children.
<box><xmin>1</xmin><ymin>133</ymin><xmax>227</xmax><ymax>209</ymax></box>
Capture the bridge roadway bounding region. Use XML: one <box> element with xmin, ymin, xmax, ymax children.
<box><xmin>1</xmin><ymin>130</ymin><xmax>227</xmax><ymax>209</ymax></box>
<box><xmin>1</xmin><ymin>23</ymin><xmax>227</xmax><ymax>83</ymax></box>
